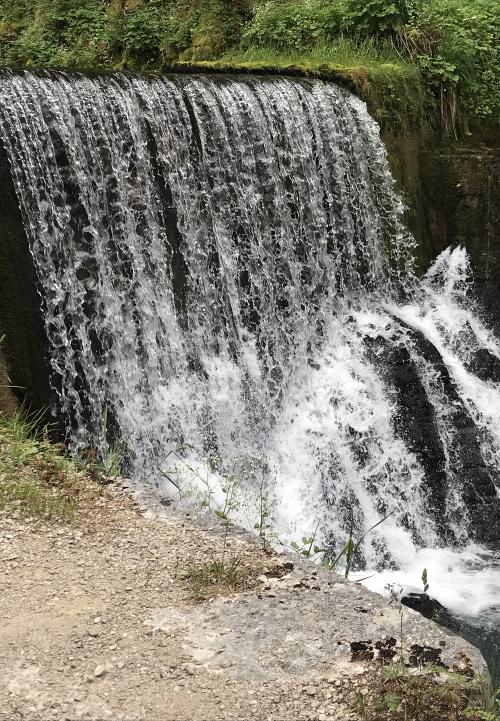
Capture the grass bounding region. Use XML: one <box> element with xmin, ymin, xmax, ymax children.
<box><xmin>0</xmin><ymin>408</ymin><xmax>102</xmax><ymax>522</ymax></box>
<box><xmin>183</xmin><ymin>557</ymin><xmax>253</xmax><ymax>601</ymax></box>
<box><xmin>219</xmin><ymin>40</ymin><xmax>417</xmax><ymax>77</ymax></box>
<box><xmin>354</xmin><ymin>664</ymin><xmax>500</xmax><ymax>721</ymax></box>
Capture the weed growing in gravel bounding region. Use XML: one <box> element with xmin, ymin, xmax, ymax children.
<box><xmin>254</xmin><ymin>476</ymin><xmax>274</xmax><ymax>552</ymax></box>
<box><xmin>155</xmin><ymin>445</ymin><xmax>279</xmax><ymax>553</ymax></box>
<box><xmin>184</xmin><ymin>557</ymin><xmax>252</xmax><ymax>601</ymax></box>
<box><xmin>385</xmin><ymin>582</ymin><xmax>405</xmax><ymax>664</ymax></box>
<box><xmin>354</xmin><ymin>665</ymin><xmax>500</xmax><ymax>721</ymax></box>
<box><xmin>157</xmin><ymin>447</ymin><xmax>255</xmax><ymax>599</ymax></box>
<box><xmin>98</xmin><ymin>403</ymin><xmax>126</xmax><ymax>482</ymax></box>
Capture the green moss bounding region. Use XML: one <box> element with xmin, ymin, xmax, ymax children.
<box><xmin>173</xmin><ymin>42</ymin><xmax>425</xmax><ymax>130</ymax></box>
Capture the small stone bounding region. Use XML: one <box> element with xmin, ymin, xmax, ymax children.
<box><xmin>94</xmin><ymin>665</ymin><xmax>106</xmax><ymax>678</ymax></box>
<box><xmin>116</xmin><ymin>661</ymin><xmax>125</xmax><ymax>669</ymax></box>
<box><xmin>306</xmin><ymin>686</ymin><xmax>317</xmax><ymax>696</ymax></box>
<box><xmin>93</xmin><ymin>617</ymin><xmax>101</xmax><ymax>624</ymax></box>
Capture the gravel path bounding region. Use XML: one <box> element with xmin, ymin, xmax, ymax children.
<box><xmin>0</xmin><ymin>484</ymin><xmax>486</xmax><ymax>721</ymax></box>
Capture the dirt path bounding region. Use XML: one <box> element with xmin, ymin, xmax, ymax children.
<box><xmin>0</xmin><ymin>485</ymin><xmax>486</xmax><ymax>721</ymax></box>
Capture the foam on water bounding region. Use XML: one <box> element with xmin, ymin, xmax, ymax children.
<box><xmin>359</xmin><ymin>544</ymin><xmax>500</xmax><ymax>618</ymax></box>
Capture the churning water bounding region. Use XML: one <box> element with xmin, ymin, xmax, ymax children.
<box><xmin>0</xmin><ymin>70</ymin><xmax>499</xmax><ymax>672</ymax></box>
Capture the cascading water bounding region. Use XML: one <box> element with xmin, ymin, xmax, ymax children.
<box><xmin>0</xmin><ymin>70</ymin><xmax>499</xmax><ymax>674</ymax></box>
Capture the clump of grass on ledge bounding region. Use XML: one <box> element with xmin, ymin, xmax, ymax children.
<box><xmin>354</xmin><ymin>663</ymin><xmax>500</xmax><ymax>721</ymax></box>
<box><xmin>219</xmin><ymin>39</ymin><xmax>415</xmax><ymax>77</ymax></box>
<box><xmin>174</xmin><ymin>39</ymin><xmax>425</xmax><ymax>127</ymax></box>
<box><xmin>0</xmin><ymin>409</ymin><xmax>101</xmax><ymax>522</ymax></box>
<box><xmin>183</xmin><ymin>557</ymin><xmax>253</xmax><ymax>602</ymax></box>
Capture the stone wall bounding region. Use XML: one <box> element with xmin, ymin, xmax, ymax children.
<box><xmin>385</xmin><ymin>129</ymin><xmax>500</xmax><ymax>320</ymax></box>
<box><xmin>0</xmin><ymin>139</ymin><xmax>52</xmax><ymax>416</ymax></box>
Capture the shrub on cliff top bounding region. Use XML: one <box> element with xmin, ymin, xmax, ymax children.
<box><xmin>344</xmin><ymin>0</ymin><xmax>416</xmax><ymax>35</ymax></box>
<box><xmin>242</xmin><ymin>0</ymin><xmax>500</xmax><ymax>130</ymax></box>
<box><xmin>409</xmin><ymin>0</ymin><xmax>500</xmax><ymax>126</ymax></box>
<box><xmin>242</xmin><ymin>0</ymin><xmax>345</xmax><ymax>51</ymax></box>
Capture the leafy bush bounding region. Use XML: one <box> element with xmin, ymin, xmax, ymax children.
<box><xmin>242</xmin><ymin>0</ymin><xmax>344</xmax><ymax>51</ymax></box>
<box><xmin>120</xmin><ymin>3</ymin><xmax>167</xmax><ymax>61</ymax></box>
<box><xmin>409</xmin><ymin>0</ymin><xmax>500</xmax><ymax>123</ymax></box>
<box><xmin>344</xmin><ymin>0</ymin><xmax>413</xmax><ymax>35</ymax></box>
<box><xmin>1</xmin><ymin>0</ymin><xmax>110</xmax><ymax>67</ymax></box>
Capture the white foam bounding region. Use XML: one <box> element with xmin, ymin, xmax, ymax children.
<box><xmin>357</xmin><ymin>544</ymin><xmax>500</xmax><ymax>619</ymax></box>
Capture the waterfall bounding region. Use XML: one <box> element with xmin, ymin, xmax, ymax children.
<box><xmin>0</xmin><ymin>70</ymin><xmax>499</xmax><ymax>622</ymax></box>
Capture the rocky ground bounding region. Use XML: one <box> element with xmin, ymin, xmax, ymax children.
<box><xmin>0</xmin><ymin>482</ymin><xmax>488</xmax><ymax>721</ymax></box>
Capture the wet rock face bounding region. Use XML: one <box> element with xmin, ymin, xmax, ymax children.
<box><xmin>402</xmin><ymin>591</ymin><xmax>500</xmax><ymax>684</ymax></box>
<box><xmin>475</xmin><ymin>280</ymin><xmax>500</xmax><ymax>339</ymax></box>
<box><xmin>422</xmin><ymin>147</ymin><xmax>500</xmax><ymax>284</ymax></box>
<box><xmin>0</xmin><ymin>138</ymin><xmax>52</xmax><ymax>417</ymax></box>
<box><xmin>385</xmin><ymin>127</ymin><xmax>500</xmax><ymax>287</ymax></box>
<box><xmin>364</xmin><ymin>322</ymin><xmax>500</xmax><ymax>548</ymax></box>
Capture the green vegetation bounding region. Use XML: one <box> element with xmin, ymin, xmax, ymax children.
<box><xmin>183</xmin><ymin>556</ymin><xmax>252</xmax><ymax>600</ymax></box>
<box><xmin>0</xmin><ymin>408</ymin><xmax>103</xmax><ymax>521</ymax></box>
<box><xmin>0</xmin><ymin>0</ymin><xmax>498</xmax><ymax>133</ymax></box>
<box><xmin>0</xmin><ymin>335</ymin><xmax>17</xmax><ymax>420</ymax></box>
<box><xmin>354</xmin><ymin>665</ymin><xmax>500</xmax><ymax>721</ymax></box>
<box><xmin>287</xmin><ymin>510</ymin><xmax>394</xmax><ymax>577</ymax></box>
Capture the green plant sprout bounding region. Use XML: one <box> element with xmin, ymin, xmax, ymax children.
<box><xmin>288</xmin><ymin>510</ymin><xmax>394</xmax><ymax>578</ymax></box>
